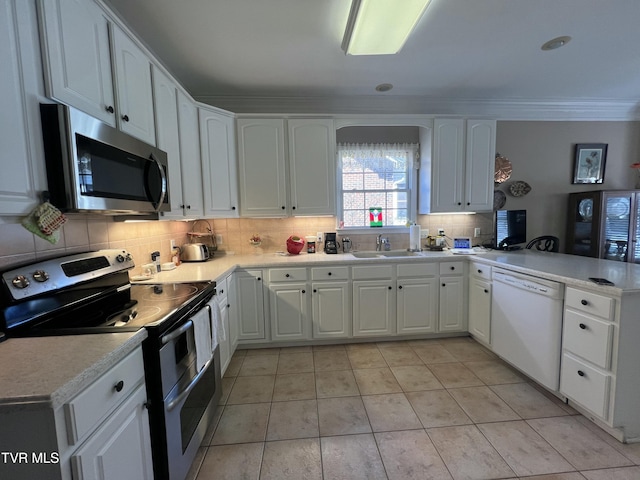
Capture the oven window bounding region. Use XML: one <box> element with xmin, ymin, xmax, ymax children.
<box><xmin>180</xmin><ymin>361</ymin><xmax>216</xmax><ymax>453</ymax></box>
<box><xmin>174</xmin><ymin>332</ymin><xmax>188</xmax><ymax>365</ymax></box>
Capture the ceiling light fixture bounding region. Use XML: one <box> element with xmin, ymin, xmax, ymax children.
<box><xmin>342</xmin><ymin>0</ymin><xmax>432</xmax><ymax>55</ymax></box>
<box><xmin>541</xmin><ymin>36</ymin><xmax>572</xmax><ymax>51</ymax></box>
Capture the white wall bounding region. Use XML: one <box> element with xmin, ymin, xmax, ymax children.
<box><xmin>495</xmin><ymin>121</ymin><xmax>640</xmax><ymax>251</ymax></box>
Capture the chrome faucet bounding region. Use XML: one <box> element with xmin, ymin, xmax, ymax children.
<box><xmin>376</xmin><ymin>234</ymin><xmax>382</xmax><ymax>251</ymax></box>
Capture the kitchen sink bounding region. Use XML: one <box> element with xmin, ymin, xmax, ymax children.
<box><xmin>351</xmin><ymin>250</ymin><xmax>422</xmax><ymax>258</ymax></box>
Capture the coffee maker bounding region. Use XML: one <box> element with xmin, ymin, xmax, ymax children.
<box><xmin>324</xmin><ymin>232</ymin><xmax>338</xmax><ymax>254</ymax></box>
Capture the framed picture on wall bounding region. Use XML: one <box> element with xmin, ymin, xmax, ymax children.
<box><xmin>573</xmin><ymin>143</ymin><xmax>607</xmax><ymax>184</ymax></box>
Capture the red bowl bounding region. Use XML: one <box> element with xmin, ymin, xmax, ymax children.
<box><xmin>286</xmin><ymin>236</ymin><xmax>305</xmax><ymax>255</ymax></box>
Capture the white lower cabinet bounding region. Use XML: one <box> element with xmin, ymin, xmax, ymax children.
<box><xmin>269</xmin><ymin>283</ymin><xmax>310</xmax><ymax>341</ymax></box>
<box><xmin>468</xmin><ymin>262</ymin><xmax>492</xmax><ymax>345</ymax></box>
<box><xmin>560</xmin><ymin>286</ymin><xmax>615</xmax><ymax>421</ymax></box>
<box><xmin>0</xmin><ymin>346</ymin><xmax>151</xmax><ymax>480</ymax></box>
<box><xmin>397</xmin><ymin>263</ymin><xmax>438</xmax><ymax>334</ymax></box>
<box><xmin>235</xmin><ymin>269</ymin><xmax>266</xmax><ymax>341</ymax></box>
<box><xmin>71</xmin><ymin>383</ymin><xmax>153</xmax><ymax>480</ymax></box>
<box><xmin>311</xmin><ymin>266</ymin><xmax>351</xmax><ymax>339</ymax></box>
<box><xmin>267</xmin><ymin>268</ymin><xmax>310</xmax><ymax>342</ymax></box>
<box><xmin>311</xmin><ymin>281</ymin><xmax>350</xmax><ymax>338</ymax></box>
<box><xmin>439</xmin><ymin>262</ymin><xmax>467</xmax><ymax>332</ymax></box>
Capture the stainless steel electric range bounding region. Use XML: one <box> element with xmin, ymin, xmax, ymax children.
<box><xmin>0</xmin><ymin>249</ymin><xmax>221</xmax><ymax>480</ymax></box>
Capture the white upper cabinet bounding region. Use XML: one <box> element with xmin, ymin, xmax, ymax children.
<box><xmin>38</xmin><ymin>0</ymin><xmax>156</xmax><ymax>145</ymax></box>
<box><xmin>288</xmin><ymin>119</ymin><xmax>336</xmax><ymax>216</ymax></box>
<box><xmin>237</xmin><ymin>117</ymin><xmax>336</xmax><ymax>217</ymax></box>
<box><xmin>464</xmin><ymin>119</ymin><xmax>496</xmax><ymax>212</ymax></box>
<box><xmin>152</xmin><ymin>66</ymin><xmax>185</xmax><ymax>219</ymax></box>
<box><xmin>237</xmin><ymin>118</ymin><xmax>288</xmax><ymax>217</ymax></box>
<box><xmin>38</xmin><ymin>0</ymin><xmax>115</xmax><ymax>125</ymax></box>
<box><xmin>110</xmin><ymin>25</ymin><xmax>156</xmax><ymax>145</ymax></box>
<box><xmin>430</xmin><ymin>118</ymin><xmax>495</xmax><ymax>213</ymax></box>
<box><xmin>0</xmin><ymin>0</ymin><xmax>47</xmax><ymax>216</ymax></box>
<box><xmin>200</xmin><ymin>106</ymin><xmax>239</xmax><ymax>217</ymax></box>
<box><xmin>176</xmin><ymin>91</ymin><xmax>204</xmax><ymax>218</ymax></box>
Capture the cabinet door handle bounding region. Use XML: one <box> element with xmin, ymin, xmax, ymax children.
<box><xmin>232</xmin><ymin>206</ymin><xmax>236</xmax><ymax>210</ymax></box>
<box><xmin>442</xmin><ymin>283</ymin><xmax>446</xmax><ymax>287</ymax></box>
<box><xmin>301</xmin><ymin>289</ymin><xmax>305</xmax><ymax>294</ymax></box>
<box><xmin>219</xmin><ymin>289</ymin><xmax>224</xmax><ymax>295</ymax></box>
<box><xmin>388</xmin><ymin>286</ymin><xmax>392</xmax><ymax>290</ymax></box>
<box><xmin>450</xmin><ymin>266</ymin><xmax>455</xmax><ymax>270</ymax></box>
<box><xmin>105</xmin><ymin>105</ymin><xmax>114</xmax><ymax>113</ymax></box>
<box><xmin>281</xmin><ymin>206</ymin><xmax>286</xmax><ymax>210</ymax></box>
<box><xmin>285</xmin><ymin>274</ymin><xmax>290</xmax><ymax>277</ymax></box>
<box><xmin>114</xmin><ymin>380</ymin><xmax>124</xmax><ymax>392</ymax></box>
<box><xmin>328</xmin><ymin>272</ymin><xmax>332</xmax><ymax>276</ymax></box>
<box><xmin>477</xmin><ymin>269</ymin><xmax>482</xmax><ymax>274</ymax></box>
<box><xmin>577</xmin><ymin>370</ymin><xmax>585</xmax><ymax>377</ymax></box>
<box><xmin>457</xmin><ymin>202</ymin><xmax>462</xmax><ymax>206</ymax></box>
<box><xmin>292</xmin><ymin>206</ymin><xmax>296</xmax><ymax>210</ymax></box>
<box><xmin>398</xmin><ymin>285</ymin><xmax>403</xmax><ymax>289</ymax></box>
<box><xmin>579</xmin><ymin>323</ymin><xmax>587</xmax><ymax>330</ymax></box>
<box><xmin>121</xmin><ymin>114</ymin><xmax>129</xmax><ymax>122</ymax></box>
<box><xmin>581</xmin><ymin>299</ymin><xmax>589</xmax><ymax>305</ymax></box>
<box><xmin>466</xmin><ymin>202</ymin><xmax>470</xmax><ymax>206</ymax></box>
<box><xmin>313</xmin><ymin>289</ymin><xmax>317</xmax><ymax>293</ymax></box>
<box><xmin>484</xmin><ymin>289</ymin><xmax>489</xmax><ymax>293</ymax></box>
<box><xmin>226</xmin><ymin>304</ymin><xmax>230</xmax><ymax>308</ymax></box>
<box><xmin>257</xmin><ymin>277</ymin><xmax>261</xmax><ymax>281</ymax></box>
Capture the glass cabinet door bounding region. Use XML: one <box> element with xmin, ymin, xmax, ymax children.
<box><xmin>567</xmin><ymin>191</ymin><xmax>601</xmax><ymax>257</ymax></box>
<box><xmin>601</xmin><ymin>192</ymin><xmax>633</xmax><ymax>261</ymax></box>
<box><xmin>633</xmin><ymin>193</ymin><xmax>640</xmax><ymax>263</ymax></box>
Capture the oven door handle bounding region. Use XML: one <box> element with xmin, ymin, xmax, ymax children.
<box><xmin>166</xmin><ymin>356</ymin><xmax>213</xmax><ymax>412</ymax></box>
<box><xmin>161</xmin><ymin>319</ymin><xmax>193</xmax><ymax>345</ymax></box>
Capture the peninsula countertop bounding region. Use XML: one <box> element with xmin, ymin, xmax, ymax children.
<box><xmin>0</xmin><ymin>330</ymin><xmax>147</xmax><ymax>411</ymax></box>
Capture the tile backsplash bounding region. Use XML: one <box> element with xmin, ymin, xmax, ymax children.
<box><xmin>0</xmin><ymin>213</ymin><xmax>493</xmax><ymax>269</ymax></box>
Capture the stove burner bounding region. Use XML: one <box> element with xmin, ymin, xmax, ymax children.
<box><xmin>140</xmin><ymin>284</ymin><xmax>199</xmax><ymax>301</ymax></box>
<box><xmin>106</xmin><ymin>305</ymin><xmax>163</xmax><ymax>327</ymax></box>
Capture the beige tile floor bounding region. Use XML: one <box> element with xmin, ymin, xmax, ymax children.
<box><xmin>188</xmin><ymin>337</ymin><xmax>640</xmax><ymax>480</ymax></box>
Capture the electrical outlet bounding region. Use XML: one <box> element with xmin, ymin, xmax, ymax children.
<box><xmin>474</xmin><ymin>227</ymin><xmax>481</xmax><ymax>237</ymax></box>
<box><xmin>317</xmin><ymin>232</ymin><xmax>323</xmax><ymax>245</ymax></box>
<box><xmin>420</xmin><ymin>229</ymin><xmax>429</xmax><ymax>238</ymax></box>
<box><xmin>438</xmin><ymin>228</ymin><xmax>445</xmax><ymax>236</ymax></box>
<box><xmin>215</xmin><ymin>234</ymin><xmax>223</xmax><ymax>245</ymax></box>
<box><xmin>170</xmin><ymin>239</ymin><xmax>176</xmax><ymax>249</ymax></box>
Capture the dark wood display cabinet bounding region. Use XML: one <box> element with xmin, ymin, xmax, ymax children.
<box><xmin>567</xmin><ymin>190</ymin><xmax>640</xmax><ymax>263</ymax></box>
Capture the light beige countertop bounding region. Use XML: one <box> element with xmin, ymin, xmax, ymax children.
<box><xmin>139</xmin><ymin>249</ymin><xmax>640</xmax><ymax>294</ymax></box>
<box><xmin>4</xmin><ymin>248</ymin><xmax>638</xmax><ymax>411</ymax></box>
<box><xmin>0</xmin><ymin>330</ymin><xmax>146</xmax><ymax>411</ymax></box>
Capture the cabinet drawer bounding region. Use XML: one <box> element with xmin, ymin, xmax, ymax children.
<box><xmin>440</xmin><ymin>261</ymin><xmax>464</xmax><ymax>275</ymax></box>
<box><xmin>311</xmin><ymin>266</ymin><xmax>349</xmax><ymax>281</ymax></box>
<box><xmin>65</xmin><ymin>347</ymin><xmax>145</xmax><ymax>445</ymax></box>
<box><xmin>397</xmin><ymin>263</ymin><xmax>437</xmax><ymax>277</ymax></box>
<box><xmin>565</xmin><ymin>287</ymin><xmax>614</xmax><ymax>320</ymax></box>
<box><xmin>560</xmin><ymin>352</ymin><xmax>610</xmax><ymax>419</ymax></box>
<box><xmin>563</xmin><ymin>310</ymin><xmax>613</xmax><ymax>369</ymax></box>
<box><xmin>470</xmin><ymin>261</ymin><xmax>491</xmax><ymax>280</ymax></box>
<box><xmin>268</xmin><ymin>267</ymin><xmax>308</xmax><ymax>282</ymax></box>
<box><xmin>352</xmin><ymin>264</ymin><xmax>394</xmax><ymax>280</ymax></box>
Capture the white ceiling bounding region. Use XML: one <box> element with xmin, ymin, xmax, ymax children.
<box><xmin>104</xmin><ymin>0</ymin><xmax>640</xmax><ymax>118</ymax></box>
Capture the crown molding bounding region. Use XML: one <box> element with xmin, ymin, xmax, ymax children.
<box><xmin>193</xmin><ymin>95</ymin><xmax>640</xmax><ymax>121</ymax></box>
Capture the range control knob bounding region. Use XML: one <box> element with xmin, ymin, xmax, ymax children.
<box><xmin>12</xmin><ymin>275</ymin><xmax>29</xmax><ymax>289</ymax></box>
<box><xmin>116</xmin><ymin>254</ymin><xmax>125</xmax><ymax>263</ymax></box>
<box><xmin>32</xmin><ymin>270</ymin><xmax>49</xmax><ymax>283</ymax></box>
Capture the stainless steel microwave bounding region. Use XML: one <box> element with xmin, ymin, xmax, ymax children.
<box><xmin>40</xmin><ymin>103</ymin><xmax>170</xmax><ymax>216</ymax></box>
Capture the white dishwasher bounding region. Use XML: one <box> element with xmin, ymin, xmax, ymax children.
<box><xmin>491</xmin><ymin>268</ymin><xmax>565</xmax><ymax>391</ymax></box>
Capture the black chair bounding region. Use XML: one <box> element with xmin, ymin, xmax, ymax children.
<box><xmin>526</xmin><ymin>236</ymin><xmax>559</xmax><ymax>252</ymax></box>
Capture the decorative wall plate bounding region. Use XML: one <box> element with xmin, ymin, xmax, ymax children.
<box><xmin>578</xmin><ymin>198</ymin><xmax>593</xmax><ymax>221</ymax></box>
<box><xmin>495</xmin><ymin>154</ymin><xmax>513</xmax><ymax>184</ymax></box>
<box><xmin>494</xmin><ymin>190</ymin><xmax>506</xmax><ymax>210</ymax></box>
<box><xmin>509</xmin><ymin>180</ymin><xmax>531</xmax><ymax>197</ymax></box>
